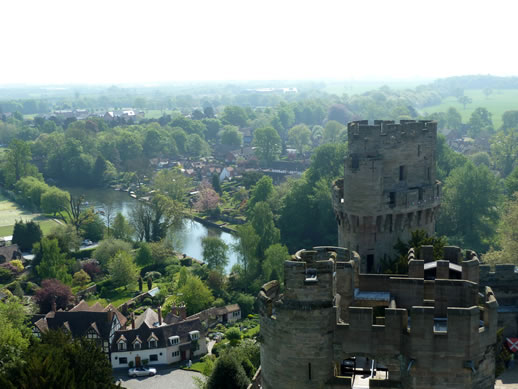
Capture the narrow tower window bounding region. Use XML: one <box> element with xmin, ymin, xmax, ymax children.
<box><xmin>399</xmin><ymin>165</ymin><xmax>406</xmax><ymax>181</ymax></box>
<box><xmin>308</xmin><ymin>363</ymin><xmax>312</xmax><ymax>380</ymax></box>
<box><xmin>417</xmin><ymin>144</ymin><xmax>421</xmax><ymax>157</ymax></box>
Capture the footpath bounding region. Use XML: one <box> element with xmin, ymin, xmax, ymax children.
<box><xmin>496</xmin><ymin>365</ymin><xmax>518</xmax><ymax>388</ymax></box>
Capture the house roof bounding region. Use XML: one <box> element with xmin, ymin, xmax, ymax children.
<box><xmin>110</xmin><ymin>317</ymin><xmax>202</xmax><ymax>352</ymax></box>
<box><xmin>32</xmin><ymin>300</ymin><xmax>126</xmax><ymax>340</ymax></box>
<box><xmin>0</xmin><ymin>244</ymin><xmax>22</xmax><ymax>263</ymax></box>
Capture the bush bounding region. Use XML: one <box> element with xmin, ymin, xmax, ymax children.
<box><xmin>9</xmin><ymin>260</ymin><xmax>24</xmax><ymax>272</ymax></box>
<box><xmin>143</xmin><ymin>297</ymin><xmax>152</xmax><ymax>306</ymax></box>
<box><xmin>142</xmin><ymin>359</ymin><xmax>149</xmax><ymax>366</ymax></box>
<box><xmin>128</xmin><ymin>360</ymin><xmax>134</xmax><ymax>368</ymax></box>
<box><xmin>0</xmin><ymin>266</ymin><xmax>14</xmax><ymax>283</ymax></box>
<box><xmin>25</xmin><ymin>281</ymin><xmax>38</xmax><ymax>295</ymax></box>
<box><xmin>180</xmin><ymin>257</ymin><xmax>192</xmax><ymax>267</ymax></box>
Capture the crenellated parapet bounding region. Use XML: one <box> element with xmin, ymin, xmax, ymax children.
<box><xmin>259</xmin><ymin>245</ymin><xmax>498</xmax><ymax>389</ymax></box>
<box><xmin>333</xmin><ymin>120</ymin><xmax>441</xmax><ymax>272</ymax></box>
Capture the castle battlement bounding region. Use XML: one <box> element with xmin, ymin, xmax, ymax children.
<box><xmin>348</xmin><ymin>120</ymin><xmax>437</xmax><ymax>142</ymax></box>
<box><xmin>334</xmin><ymin>119</ymin><xmax>440</xmax><ymax>272</ymax></box>
<box><xmin>259</xmin><ymin>246</ymin><xmax>498</xmax><ymax>389</ymax></box>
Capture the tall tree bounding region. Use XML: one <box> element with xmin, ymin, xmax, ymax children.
<box><xmin>262</xmin><ymin>243</ymin><xmax>289</xmax><ymax>282</ymax></box>
<box><xmin>202</xmin><ymin>236</ymin><xmax>229</xmax><ymax>272</ymax></box>
<box><xmin>490</xmin><ymin>128</ymin><xmax>518</xmax><ymax>177</ymax></box>
<box><xmin>288</xmin><ymin>124</ymin><xmax>311</xmax><ymax>157</ymax></box>
<box><xmin>323</xmin><ymin>120</ymin><xmax>345</xmax><ymax>144</ymax></box>
<box><xmin>108</xmin><ymin>250</ymin><xmax>138</xmax><ymax>288</ymax></box>
<box><xmin>253</xmin><ymin>127</ymin><xmax>281</xmax><ymax>164</ymax></box>
<box><xmin>35</xmin><ymin>278</ymin><xmax>73</xmax><ymax>312</ymax></box>
<box><xmin>249</xmin><ymin>202</ymin><xmax>280</xmax><ymax>258</ymax></box>
<box><xmin>178</xmin><ymin>275</ymin><xmax>214</xmax><ymax>316</ymax></box>
<box><xmin>220</xmin><ymin>125</ymin><xmax>243</xmax><ymax>146</ymax></box>
<box><xmin>436</xmin><ymin>161</ymin><xmax>500</xmax><ymax>252</ymax></box>
<box><xmin>12</xmin><ymin>220</ymin><xmax>42</xmax><ymax>252</ymax></box>
<box><xmin>35</xmin><ymin>238</ymin><xmax>72</xmax><ymax>283</ymax></box>
<box><xmin>0</xmin><ymin>297</ymin><xmax>31</xmax><ymax>374</ymax></box>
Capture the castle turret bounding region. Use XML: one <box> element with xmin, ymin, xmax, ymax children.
<box><xmin>333</xmin><ymin>120</ymin><xmax>441</xmax><ymax>272</ymax></box>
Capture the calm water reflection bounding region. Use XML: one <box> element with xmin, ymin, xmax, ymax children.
<box><xmin>65</xmin><ymin>187</ymin><xmax>240</xmax><ymax>272</ymax></box>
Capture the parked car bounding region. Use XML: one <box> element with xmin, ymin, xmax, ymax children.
<box><xmin>82</xmin><ymin>239</ymin><xmax>93</xmax><ymax>246</ymax></box>
<box><xmin>128</xmin><ymin>367</ymin><xmax>157</xmax><ymax>377</ymax></box>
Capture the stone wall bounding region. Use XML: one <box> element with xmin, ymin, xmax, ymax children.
<box><xmin>259</xmin><ymin>246</ymin><xmax>498</xmax><ymax>389</ymax></box>
<box><xmin>333</xmin><ymin>120</ymin><xmax>441</xmax><ymax>272</ymax></box>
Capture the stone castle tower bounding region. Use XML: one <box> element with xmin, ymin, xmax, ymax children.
<box><xmin>332</xmin><ymin>120</ymin><xmax>441</xmax><ymax>273</ymax></box>
<box><xmin>258</xmin><ymin>246</ymin><xmax>498</xmax><ymax>389</ymax></box>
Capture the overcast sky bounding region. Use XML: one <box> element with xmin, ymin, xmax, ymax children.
<box><xmin>1</xmin><ymin>0</ymin><xmax>516</xmax><ymax>85</ymax></box>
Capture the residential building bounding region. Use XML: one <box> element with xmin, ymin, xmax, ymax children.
<box><xmin>32</xmin><ymin>300</ymin><xmax>127</xmax><ymax>357</ymax></box>
<box><xmin>110</xmin><ymin>307</ymin><xmax>207</xmax><ymax>367</ymax></box>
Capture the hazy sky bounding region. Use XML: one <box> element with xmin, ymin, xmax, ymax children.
<box><xmin>2</xmin><ymin>0</ymin><xmax>517</xmax><ymax>85</ymax></box>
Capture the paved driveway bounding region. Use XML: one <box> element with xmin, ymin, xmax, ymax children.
<box><xmin>113</xmin><ymin>366</ymin><xmax>203</xmax><ymax>389</ymax></box>
<box><xmin>496</xmin><ymin>365</ymin><xmax>518</xmax><ymax>388</ymax></box>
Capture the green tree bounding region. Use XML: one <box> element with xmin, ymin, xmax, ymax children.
<box><xmin>202</xmin><ymin>236</ymin><xmax>229</xmax><ymax>272</ymax></box>
<box><xmin>225</xmin><ymin>327</ymin><xmax>242</xmax><ymax>346</ymax></box>
<box><xmin>154</xmin><ymin>168</ymin><xmax>191</xmax><ymax>202</ymax></box>
<box><xmin>136</xmin><ymin>242</ymin><xmax>153</xmax><ymax>266</ymax></box>
<box><xmin>288</xmin><ymin>124</ymin><xmax>311</xmax><ymax>157</ymax></box>
<box><xmin>253</xmin><ymin>126</ymin><xmax>281</xmax><ymax>164</ymax></box>
<box><xmin>221</xmin><ymin>106</ymin><xmax>248</xmax><ymax>127</ymax></box>
<box><xmin>3</xmin><ymin>139</ymin><xmax>41</xmax><ymax>188</ymax></box>
<box><xmin>0</xmin><ymin>330</ymin><xmax>117</xmax><ymax>389</ymax></box>
<box><xmin>457</xmin><ymin>95</ymin><xmax>472</xmax><ymax>110</ymax></box>
<box><xmin>501</xmin><ymin>110</ymin><xmax>518</xmax><ymax>131</ymax></box>
<box><xmin>108</xmin><ymin>250</ymin><xmax>139</xmax><ymax>288</ymax></box>
<box><xmin>248</xmin><ymin>175</ymin><xmax>273</xmax><ymax>209</ymax></box>
<box><xmin>436</xmin><ymin>161</ymin><xmax>500</xmax><ymax>252</ymax></box>
<box><xmin>178</xmin><ymin>267</ymin><xmax>189</xmax><ymax>288</ymax></box>
<box><xmin>484</xmin><ymin>194</ymin><xmax>518</xmax><ymax>265</ymax></box>
<box><xmin>12</xmin><ymin>220</ymin><xmax>42</xmax><ymax>252</ymax></box>
<box><xmin>220</xmin><ymin>125</ymin><xmax>242</xmax><ymax>146</ymax></box>
<box><xmin>46</xmin><ymin>224</ymin><xmax>81</xmax><ymax>253</ymax></box>
<box><xmin>505</xmin><ymin>166</ymin><xmax>518</xmax><ymax>196</ymax></box>
<box><xmin>250</xmin><ymin>202</ymin><xmax>280</xmax><ymax>258</ymax></box>
<box><xmin>468</xmin><ymin>107</ymin><xmax>493</xmax><ymax>138</ymax></box>
<box><xmin>323</xmin><ymin>120</ymin><xmax>345</xmax><ymax>143</ymax></box>
<box><xmin>186</xmin><ymin>134</ymin><xmax>210</xmax><ymax>157</ymax></box>
<box><xmin>73</xmin><ymin>269</ymin><xmax>91</xmax><ymax>286</ymax></box>
<box><xmin>80</xmin><ymin>210</ymin><xmax>105</xmax><ymax>241</ymax></box>
<box><xmin>262</xmin><ymin>243</ymin><xmax>289</xmax><ymax>282</ymax></box>
<box><xmin>41</xmin><ymin>187</ymin><xmax>70</xmax><ymax>216</ymax></box>
<box><xmin>0</xmin><ymin>297</ymin><xmax>31</xmax><ymax>374</ymax></box>
<box><xmin>306</xmin><ymin>143</ymin><xmax>348</xmax><ymax>184</ymax></box>
<box><xmin>233</xmin><ymin>224</ymin><xmax>260</xmax><ymax>278</ymax></box>
<box><xmin>212</xmin><ymin>173</ymin><xmax>222</xmax><ymax>194</ymax></box>
<box><xmin>446</xmin><ymin>107</ymin><xmax>462</xmax><ymax>130</ymax></box>
<box><xmin>93</xmin><ymin>238</ymin><xmax>132</xmax><ymax>266</ymax></box>
<box><xmin>491</xmin><ymin>128</ymin><xmax>518</xmax><ymax>177</ymax></box>
<box><xmin>178</xmin><ymin>275</ymin><xmax>214</xmax><ymax>315</ymax></box>
<box><xmin>206</xmin><ymin>353</ymin><xmax>250</xmax><ymax>389</ymax></box>
<box><xmin>112</xmin><ymin>212</ymin><xmax>134</xmax><ymax>241</ymax></box>
<box><xmin>35</xmin><ymin>238</ymin><xmax>72</xmax><ymax>283</ymax></box>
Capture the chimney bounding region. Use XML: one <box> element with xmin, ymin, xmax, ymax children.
<box><xmin>179</xmin><ymin>305</ymin><xmax>186</xmax><ymax>321</ymax></box>
<box><xmin>158</xmin><ymin>306</ymin><xmax>162</xmax><ymax>326</ymax></box>
<box><xmin>131</xmin><ymin>312</ymin><xmax>135</xmax><ymax>330</ymax></box>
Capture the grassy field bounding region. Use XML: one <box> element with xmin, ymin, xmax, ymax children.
<box><xmin>144</xmin><ymin>109</ymin><xmax>180</xmax><ymax>119</ymax></box>
<box><xmin>0</xmin><ymin>192</ymin><xmax>60</xmax><ymax>237</ymax></box>
<box><xmin>420</xmin><ymin>89</ymin><xmax>518</xmax><ymax>129</ymax></box>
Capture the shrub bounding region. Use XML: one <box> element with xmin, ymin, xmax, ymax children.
<box><xmin>180</xmin><ymin>257</ymin><xmax>192</xmax><ymax>267</ymax></box>
<box><xmin>9</xmin><ymin>260</ymin><xmax>24</xmax><ymax>272</ymax></box>
<box><xmin>128</xmin><ymin>360</ymin><xmax>134</xmax><ymax>368</ymax></box>
<box><xmin>35</xmin><ymin>279</ymin><xmax>73</xmax><ymax>313</ymax></box>
<box><xmin>0</xmin><ymin>266</ymin><xmax>14</xmax><ymax>283</ymax></box>
<box><xmin>82</xmin><ymin>262</ymin><xmax>102</xmax><ymax>279</ymax></box>
<box><xmin>143</xmin><ymin>297</ymin><xmax>152</xmax><ymax>306</ymax></box>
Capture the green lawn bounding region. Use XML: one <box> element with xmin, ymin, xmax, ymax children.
<box><xmin>144</xmin><ymin>109</ymin><xmax>180</xmax><ymax>119</ymax></box>
<box><xmin>0</xmin><ymin>193</ymin><xmax>60</xmax><ymax>237</ymax></box>
<box><xmin>420</xmin><ymin>89</ymin><xmax>518</xmax><ymax>129</ymax></box>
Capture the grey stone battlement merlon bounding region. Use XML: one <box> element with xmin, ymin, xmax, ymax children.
<box><xmin>348</xmin><ymin>119</ymin><xmax>436</xmax><ymax>139</ymax></box>
<box><xmin>335</xmin><ymin>119</ymin><xmax>440</xmax><ymax>272</ymax></box>
<box><xmin>259</xmin><ymin>246</ymin><xmax>498</xmax><ymax>389</ymax></box>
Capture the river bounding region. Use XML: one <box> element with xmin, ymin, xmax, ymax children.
<box><xmin>65</xmin><ymin>187</ymin><xmax>240</xmax><ymax>273</ymax></box>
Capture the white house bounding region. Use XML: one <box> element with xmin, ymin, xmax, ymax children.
<box><xmin>110</xmin><ymin>307</ymin><xmax>207</xmax><ymax>368</ymax></box>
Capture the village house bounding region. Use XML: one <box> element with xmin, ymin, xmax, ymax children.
<box><xmin>219</xmin><ymin>166</ymin><xmax>236</xmax><ymax>182</ymax></box>
<box><xmin>32</xmin><ymin>300</ymin><xmax>127</xmax><ymax>358</ymax></box>
<box><xmin>171</xmin><ymin>304</ymin><xmax>241</xmax><ymax>328</ymax></box>
<box><xmin>110</xmin><ymin>307</ymin><xmax>207</xmax><ymax>367</ymax></box>
<box><xmin>0</xmin><ymin>244</ymin><xmax>22</xmax><ymax>263</ymax></box>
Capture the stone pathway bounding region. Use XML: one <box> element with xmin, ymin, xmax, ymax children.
<box><xmin>496</xmin><ymin>365</ymin><xmax>518</xmax><ymax>388</ymax></box>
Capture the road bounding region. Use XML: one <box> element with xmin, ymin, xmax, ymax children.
<box><xmin>113</xmin><ymin>366</ymin><xmax>203</xmax><ymax>389</ymax></box>
<box><xmin>496</xmin><ymin>364</ymin><xmax>518</xmax><ymax>388</ymax></box>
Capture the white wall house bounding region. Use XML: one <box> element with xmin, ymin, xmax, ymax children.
<box><xmin>110</xmin><ymin>308</ymin><xmax>207</xmax><ymax>368</ymax></box>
